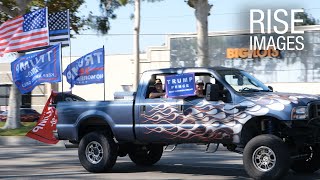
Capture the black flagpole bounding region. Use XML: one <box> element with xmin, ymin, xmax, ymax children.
<box><xmin>60</xmin><ymin>43</ymin><xmax>63</xmax><ymax>93</ymax></box>
<box><xmin>67</xmin><ymin>9</ymin><xmax>72</xmax><ymax>94</ymax></box>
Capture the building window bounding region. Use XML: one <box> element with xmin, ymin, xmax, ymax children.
<box><xmin>0</xmin><ymin>85</ymin><xmax>31</xmax><ymax>110</ymax></box>
<box><xmin>0</xmin><ymin>85</ymin><xmax>10</xmax><ymax>111</ymax></box>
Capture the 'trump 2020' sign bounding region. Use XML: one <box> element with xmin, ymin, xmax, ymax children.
<box><xmin>63</xmin><ymin>47</ymin><xmax>104</xmax><ymax>88</ymax></box>
<box><xmin>165</xmin><ymin>73</ymin><xmax>195</xmax><ymax>98</ymax></box>
<box><xmin>11</xmin><ymin>43</ymin><xmax>61</xmax><ymax>94</ymax></box>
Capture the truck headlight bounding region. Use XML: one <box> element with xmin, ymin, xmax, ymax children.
<box><xmin>292</xmin><ymin>106</ymin><xmax>308</xmax><ymax>120</ymax></box>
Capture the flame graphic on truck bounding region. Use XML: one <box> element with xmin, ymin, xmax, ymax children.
<box><xmin>141</xmin><ymin>94</ymin><xmax>319</xmax><ymax>143</ymax></box>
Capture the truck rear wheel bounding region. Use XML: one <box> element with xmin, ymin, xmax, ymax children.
<box><xmin>78</xmin><ymin>132</ymin><xmax>117</xmax><ymax>172</ymax></box>
<box><xmin>291</xmin><ymin>144</ymin><xmax>320</xmax><ymax>173</ymax></box>
<box><xmin>129</xmin><ymin>145</ymin><xmax>163</xmax><ymax>166</ymax></box>
<box><xmin>243</xmin><ymin>134</ymin><xmax>290</xmax><ymax>180</ymax></box>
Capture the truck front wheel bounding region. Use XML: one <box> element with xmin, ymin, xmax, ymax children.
<box><xmin>78</xmin><ymin>132</ymin><xmax>118</xmax><ymax>172</ymax></box>
<box><xmin>291</xmin><ymin>144</ymin><xmax>320</xmax><ymax>173</ymax></box>
<box><xmin>129</xmin><ymin>145</ymin><xmax>163</xmax><ymax>166</ymax></box>
<box><xmin>243</xmin><ymin>134</ymin><xmax>290</xmax><ymax>180</ymax></box>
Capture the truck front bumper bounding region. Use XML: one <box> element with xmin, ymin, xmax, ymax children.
<box><xmin>286</xmin><ymin>118</ymin><xmax>320</xmax><ymax>145</ymax></box>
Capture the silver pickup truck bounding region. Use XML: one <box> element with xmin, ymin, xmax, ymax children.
<box><xmin>56</xmin><ymin>67</ymin><xmax>320</xmax><ymax>180</ymax></box>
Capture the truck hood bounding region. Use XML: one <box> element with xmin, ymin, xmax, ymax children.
<box><xmin>241</xmin><ymin>92</ymin><xmax>320</xmax><ymax>106</ymax></box>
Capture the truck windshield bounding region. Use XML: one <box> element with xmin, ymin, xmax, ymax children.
<box><xmin>216</xmin><ymin>70</ymin><xmax>271</xmax><ymax>92</ymax></box>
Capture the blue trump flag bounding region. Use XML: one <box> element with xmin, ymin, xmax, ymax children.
<box><xmin>165</xmin><ymin>73</ymin><xmax>195</xmax><ymax>98</ymax></box>
<box><xmin>63</xmin><ymin>47</ymin><xmax>104</xmax><ymax>88</ymax></box>
<box><xmin>11</xmin><ymin>43</ymin><xmax>62</xmax><ymax>94</ymax></box>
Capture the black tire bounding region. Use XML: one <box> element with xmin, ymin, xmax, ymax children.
<box><xmin>243</xmin><ymin>134</ymin><xmax>290</xmax><ymax>180</ymax></box>
<box><xmin>291</xmin><ymin>144</ymin><xmax>320</xmax><ymax>173</ymax></box>
<box><xmin>128</xmin><ymin>145</ymin><xmax>163</xmax><ymax>166</ymax></box>
<box><xmin>78</xmin><ymin>132</ymin><xmax>117</xmax><ymax>173</ymax></box>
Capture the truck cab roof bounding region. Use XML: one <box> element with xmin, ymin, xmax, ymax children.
<box><xmin>143</xmin><ymin>66</ymin><xmax>241</xmax><ymax>74</ymax></box>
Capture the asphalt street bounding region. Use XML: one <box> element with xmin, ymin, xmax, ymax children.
<box><xmin>0</xmin><ymin>138</ymin><xmax>319</xmax><ymax>179</ymax></box>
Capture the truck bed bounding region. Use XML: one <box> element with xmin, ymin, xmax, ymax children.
<box><xmin>57</xmin><ymin>100</ymin><xmax>134</xmax><ymax>142</ymax></box>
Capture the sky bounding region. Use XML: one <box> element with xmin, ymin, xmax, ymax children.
<box><xmin>62</xmin><ymin>0</ymin><xmax>320</xmax><ymax>56</ymax></box>
<box><xmin>0</xmin><ymin>0</ymin><xmax>320</xmax><ymax>61</ymax></box>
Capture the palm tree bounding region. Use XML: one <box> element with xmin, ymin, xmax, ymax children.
<box><xmin>0</xmin><ymin>1</ymin><xmax>28</xmax><ymax>129</ymax></box>
<box><xmin>133</xmin><ymin>0</ymin><xmax>141</xmax><ymax>90</ymax></box>
<box><xmin>186</xmin><ymin>0</ymin><xmax>213</xmax><ymax>67</ymax></box>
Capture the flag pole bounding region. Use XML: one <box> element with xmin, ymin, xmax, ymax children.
<box><xmin>67</xmin><ymin>9</ymin><xmax>72</xmax><ymax>94</ymax></box>
<box><xmin>103</xmin><ymin>46</ymin><xmax>106</xmax><ymax>101</ymax></box>
<box><xmin>60</xmin><ymin>43</ymin><xmax>64</xmax><ymax>95</ymax></box>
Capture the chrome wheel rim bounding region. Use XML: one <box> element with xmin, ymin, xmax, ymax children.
<box><xmin>252</xmin><ymin>146</ymin><xmax>276</xmax><ymax>172</ymax></box>
<box><xmin>85</xmin><ymin>141</ymin><xmax>103</xmax><ymax>164</ymax></box>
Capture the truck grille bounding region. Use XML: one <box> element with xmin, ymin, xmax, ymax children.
<box><xmin>309</xmin><ymin>102</ymin><xmax>320</xmax><ymax>119</ymax></box>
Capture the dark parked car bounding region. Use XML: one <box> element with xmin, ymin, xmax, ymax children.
<box><xmin>0</xmin><ymin>108</ymin><xmax>40</xmax><ymax>122</ymax></box>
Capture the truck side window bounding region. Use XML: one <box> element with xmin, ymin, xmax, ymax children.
<box><xmin>146</xmin><ymin>83</ymin><xmax>156</xmax><ymax>99</ymax></box>
<box><xmin>216</xmin><ymin>80</ymin><xmax>232</xmax><ymax>102</ymax></box>
<box><xmin>145</xmin><ymin>76</ymin><xmax>166</xmax><ymax>99</ymax></box>
<box><xmin>187</xmin><ymin>75</ymin><xmax>232</xmax><ymax>103</ymax></box>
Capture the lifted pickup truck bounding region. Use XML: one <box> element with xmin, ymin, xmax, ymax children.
<box><xmin>56</xmin><ymin>67</ymin><xmax>320</xmax><ymax>180</ymax></box>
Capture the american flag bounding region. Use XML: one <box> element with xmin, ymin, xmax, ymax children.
<box><xmin>49</xmin><ymin>10</ymin><xmax>70</xmax><ymax>47</ymax></box>
<box><xmin>0</xmin><ymin>8</ymin><xmax>49</xmax><ymax>56</ymax></box>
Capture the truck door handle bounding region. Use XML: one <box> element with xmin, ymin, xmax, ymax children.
<box><xmin>178</xmin><ymin>105</ymin><xmax>184</xmax><ymax>111</ymax></box>
<box><xmin>234</xmin><ymin>105</ymin><xmax>247</xmax><ymax>111</ymax></box>
<box><xmin>140</xmin><ymin>105</ymin><xmax>146</xmax><ymax>113</ymax></box>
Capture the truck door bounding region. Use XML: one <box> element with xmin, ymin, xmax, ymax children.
<box><xmin>174</xmin><ymin>78</ymin><xmax>237</xmax><ymax>144</ymax></box>
<box><xmin>136</xmin><ymin>97</ymin><xmax>178</xmax><ymax>143</ymax></box>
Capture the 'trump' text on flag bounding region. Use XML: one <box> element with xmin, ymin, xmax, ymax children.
<box><xmin>11</xmin><ymin>43</ymin><xmax>62</xmax><ymax>94</ymax></box>
<box><xmin>0</xmin><ymin>8</ymin><xmax>49</xmax><ymax>56</ymax></box>
<box><xmin>26</xmin><ymin>91</ymin><xmax>86</xmax><ymax>144</ymax></box>
<box><xmin>26</xmin><ymin>91</ymin><xmax>59</xmax><ymax>144</ymax></box>
<box><xmin>63</xmin><ymin>47</ymin><xmax>105</xmax><ymax>88</ymax></box>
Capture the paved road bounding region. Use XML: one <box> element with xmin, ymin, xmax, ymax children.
<box><xmin>0</xmin><ymin>144</ymin><xmax>319</xmax><ymax>180</ymax></box>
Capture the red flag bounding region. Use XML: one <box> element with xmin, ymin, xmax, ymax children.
<box><xmin>26</xmin><ymin>91</ymin><xmax>58</xmax><ymax>144</ymax></box>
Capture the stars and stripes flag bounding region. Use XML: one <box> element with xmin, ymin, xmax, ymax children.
<box><xmin>18</xmin><ymin>10</ymin><xmax>71</xmax><ymax>53</ymax></box>
<box><xmin>0</xmin><ymin>8</ymin><xmax>49</xmax><ymax>57</ymax></box>
<box><xmin>48</xmin><ymin>10</ymin><xmax>70</xmax><ymax>47</ymax></box>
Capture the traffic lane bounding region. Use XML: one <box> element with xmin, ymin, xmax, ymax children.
<box><xmin>0</xmin><ymin>145</ymin><xmax>319</xmax><ymax>179</ymax></box>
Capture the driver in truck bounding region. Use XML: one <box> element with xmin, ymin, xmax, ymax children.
<box><xmin>149</xmin><ymin>79</ymin><xmax>166</xmax><ymax>99</ymax></box>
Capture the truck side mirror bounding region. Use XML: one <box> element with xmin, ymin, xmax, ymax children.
<box><xmin>268</xmin><ymin>86</ymin><xmax>273</xmax><ymax>92</ymax></box>
<box><xmin>205</xmin><ymin>83</ymin><xmax>220</xmax><ymax>101</ymax></box>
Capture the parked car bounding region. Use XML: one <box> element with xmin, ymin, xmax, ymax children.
<box><xmin>0</xmin><ymin>108</ymin><xmax>40</xmax><ymax>122</ymax></box>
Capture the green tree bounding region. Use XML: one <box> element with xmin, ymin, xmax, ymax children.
<box><xmin>0</xmin><ymin>0</ymin><xmax>121</xmax><ymax>129</ymax></box>
<box><xmin>295</xmin><ymin>10</ymin><xmax>318</xmax><ymax>26</ymax></box>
